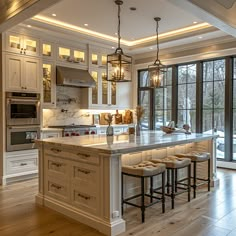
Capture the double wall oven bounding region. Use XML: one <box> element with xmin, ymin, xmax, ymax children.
<box><xmin>6</xmin><ymin>92</ymin><xmax>41</xmax><ymax>151</ymax></box>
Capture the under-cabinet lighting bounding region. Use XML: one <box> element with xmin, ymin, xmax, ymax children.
<box><xmin>52</xmin><ymin>13</ymin><xmax>57</xmax><ymax>17</ymax></box>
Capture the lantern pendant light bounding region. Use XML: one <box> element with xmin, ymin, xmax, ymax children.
<box><xmin>106</xmin><ymin>0</ymin><xmax>132</xmax><ymax>82</ymax></box>
<box><xmin>148</xmin><ymin>17</ymin><xmax>167</xmax><ymax>88</ymax></box>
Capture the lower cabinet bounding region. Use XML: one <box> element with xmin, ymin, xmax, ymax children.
<box><xmin>5</xmin><ymin>149</ymin><xmax>38</xmax><ymax>183</ymax></box>
<box><xmin>43</xmin><ymin>147</ymin><xmax>101</xmax><ymax>216</ymax></box>
<box><xmin>41</xmin><ymin>129</ymin><xmax>63</xmax><ymax>139</ymax></box>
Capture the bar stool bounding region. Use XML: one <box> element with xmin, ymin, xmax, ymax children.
<box><xmin>122</xmin><ymin>161</ymin><xmax>166</xmax><ymax>223</ymax></box>
<box><xmin>150</xmin><ymin>156</ymin><xmax>191</xmax><ymax>209</ymax></box>
<box><xmin>175</xmin><ymin>151</ymin><xmax>211</xmax><ymax>198</ymax></box>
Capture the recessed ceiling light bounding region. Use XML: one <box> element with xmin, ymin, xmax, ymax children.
<box><xmin>198</xmin><ymin>36</ymin><xmax>203</xmax><ymax>39</ymax></box>
<box><xmin>84</xmin><ymin>23</ymin><xmax>88</xmax><ymax>27</ymax></box>
<box><xmin>149</xmin><ymin>47</ymin><xmax>153</xmax><ymax>50</ymax></box>
<box><xmin>115</xmin><ymin>32</ymin><xmax>118</xmax><ymax>35</ymax></box>
<box><xmin>193</xmin><ymin>21</ymin><xmax>198</xmax><ymax>24</ymax></box>
<box><xmin>112</xmin><ymin>46</ymin><xmax>115</xmax><ymax>49</ymax></box>
<box><xmin>52</xmin><ymin>13</ymin><xmax>56</xmax><ymax>17</ymax></box>
<box><xmin>27</xmin><ymin>25</ymin><xmax>32</xmax><ymax>28</ymax></box>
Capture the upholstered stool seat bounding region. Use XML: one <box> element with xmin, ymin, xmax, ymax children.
<box><xmin>151</xmin><ymin>156</ymin><xmax>191</xmax><ymax>209</ymax></box>
<box><xmin>122</xmin><ymin>161</ymin><xmax>166</xmax><ymax>223</ymax></box>
<box><xmin>175</xmin><ymin>151</ymin><xmax>211</xmax><ymax>198</ymax></box>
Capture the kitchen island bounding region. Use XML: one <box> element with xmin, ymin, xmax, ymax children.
<box><xmin>35</xmin><ymin>132</ymin><xmax>218</xmax><ymax>236</ymax></box>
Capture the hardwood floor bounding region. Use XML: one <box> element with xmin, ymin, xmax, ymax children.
<box><xmin>1</xmin><ymin>168</ymin><xmax>236</xmax><ymax>236</ymax></box>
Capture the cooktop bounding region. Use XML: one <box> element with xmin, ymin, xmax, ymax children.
<box><xmin>48</xmin><ymin>124</ymin><xmax>96</xmax><ymax>129</ymax></box>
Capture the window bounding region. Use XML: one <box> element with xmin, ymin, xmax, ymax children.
<box><xmin>177</xmin><ymin>64</ymin><xmax>196</xmax><ymax>131</ymax></box>
<box><xmin>233</xmin><ymin>58</ymin><xmax>236</xmax><ymax>160</ymax></box>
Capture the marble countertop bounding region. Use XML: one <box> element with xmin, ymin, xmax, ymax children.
<box><xmin>36</xmin><ymin>131</ymin><xmax>218</xmax><ymax>155</ymax></box>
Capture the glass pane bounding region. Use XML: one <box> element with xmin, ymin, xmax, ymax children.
<box><xmin>214</xmin><ymin>59</ymin><xmax>225</xmax><ymax>81</ymax></box>
<box><xmin>111</xmin><ymin>82</ymin><xmax>116</xmax><ymax>105</ymax></box>
<box><xmin>234</xmin><ymin>58</ymin><xmax>236</xmax><ymax>79</ymax></box>
<box><xmin>165</xmin><ymin>67</ymin><xmax>172</xmax><ymax>86</ymax></box>
<box><xmin>43</xmin><ymin>64</ymin><xmax>52</xmax><ymax>103</ymax></box>
<box><xmin>178</xmin><ymin>66</ymin><xmax>187</xmax><ymax>84</ymax></box>
<box><xmin>187</xmin><ymin>64</ymin><xmax>196</xmax><ymax>83</ymax></box>
<box><xmin>202</xmin><ymin>110</ymin><xmax>213</xmax><ymax>132</ymax></box>
<box><xmin>178</xmin><ymin>84</ymin><xmax>186</xmax><ymax>109</ymax></box>
<box><xmin>92</xmin><ymin>54</ymin><xmax>98</xmax><ymax>65</ymax></box>
<box><xmin>59</xmin><ymin>47</ymin><xmax>70</xmax><ymax>60</ymax></box>
<box><xmin>164</xmin><ymin>110</ymin><xmax>172</xmax><ymax>126</ymax></box>
<box><xmin>74</xmin><ymin>50</ymin><xmax>85</xmax><ymax>63</ymax></box>
<box><xmin>9</xmin><ymin>35</ymin><xmax>20</xmax><ymax>49</ymax></box>
<box><xmin>233</xmin><ymin>111</ymin><xmax>236</xmax><ymax>160</ymax></box>
<box><xmin>233</xmin><ymin>81</ymin><xmax>236</xmax><ymax>109</ymax></box>
<box><xmin>155</xmin><ymin>110</ymin><xmax>163</xmax><ymax>129</ymax></box>
<box><xmin>188</xmin><ymin>110</ymin><xmax>196</xmax><ymax>132</ymax></box>
<box><xmin>139</xmin><ymin>90</ymin><xmax>150</xmax><ymax>130</ymax></box>
<box><xmin>25</xmin><ymin>39</ymin><xmax>37</xmax><ymax>52</ymax></box>
<box><xmin>102</xmin><ymin>55</ymin><xmax>107</xmax><ymax>66</ymax></box>
<box><xmin>166</xmin><ymin>86</ymin><xmax>172</xmax><ymax>110</ymax></box>
<box><xmin>214</xmin><ymin>81</ymin><xmax>225</xmax><ymax>109</ymax></box>
<box><xmin>187</xmin><ymin>83</ymin><xmax>196</xmax><ymax>109</ymax></box>
<box><xmin>203</xmin><ymin>61</ymin><xmax>214</xmax><ymax>81</ymax></box>
<box><xmin>214</xmin><ymin>109</ymin><xmax>224</xmax><ymax>132</ymax></box>
<box><xmin>91</xmin><ymin>71</ymin><xmax>98</xmax><ymax>104</ymax></box>
<box><xmin>139</xmin><ymin>70</ymin><xmax>149</xmax><ymax>87</ymax></box>
<box><xmin>43</xmin><ymin>44</ymin><xmax>51</xmax><ymax>56</ymax></box>
<box><xmin>216</xmin><ymin>137</ymin><xmax>225</xmax><ymax>159</ymax></box>
<box><xmin>102</xmin><ymin>78</ymin><xmax>108</xmax><ymax>105</ymax></box>
<box><xmin>155</xmin><ymin>89</ymin><xmax>163</xmax><ymax>109</ymax></box>
<box><xmin>177</xmin><ymin>110</ymin><xmax>185</xmax><ymax>128</ymax></box>
<box><xmin>203</xmin><ymin>82</ymin><xmax>213</xmax><ymax>109</ymax></box>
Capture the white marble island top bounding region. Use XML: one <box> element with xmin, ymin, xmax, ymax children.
<box><xmin>36</xmin><ymin>131</ymin><xmax>217</xmax><ymax>155</ymax></box>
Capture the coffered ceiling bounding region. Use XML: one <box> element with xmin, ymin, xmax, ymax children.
<box><xmin>15</xmin><ymin>0</ymin><xmax>236</xmax><ymax>54</ymax></box>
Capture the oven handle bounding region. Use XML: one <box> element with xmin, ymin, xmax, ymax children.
<box><xmin>7</xmin><ymin>98</ymin><xmax>40</xmax><ymax>103</ymax></box>
<box><xmin>7</xmin><ymin>126</ymin><xmax>40</xmax><ymax>129</ymax></box>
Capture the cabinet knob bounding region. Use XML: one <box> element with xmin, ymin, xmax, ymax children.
<box><xmin>24</xmin><ymin>49</ymin><xmax>26</xmax><ymax>54</ymax></box>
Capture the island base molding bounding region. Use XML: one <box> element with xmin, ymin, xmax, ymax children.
<box><xmin>36</xmin><ymin>194</ymin><xmax>126</xmax><ymax>236</ymax></box>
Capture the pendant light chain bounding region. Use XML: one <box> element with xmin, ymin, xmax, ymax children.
<box><xmin>117</xmin><ymin>2</ymin><xmax>121</xmax><ymax>49</ymax></box>
<box><xmin>156</xmin><ymin>18</ymin><xmax>159</xmax><ymax>63</ymax></box>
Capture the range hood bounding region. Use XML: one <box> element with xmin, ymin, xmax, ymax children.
<box><xmin>56</xmin><ymin>66</ymin><xmax>96</xmax><ymax>88</ymax></box>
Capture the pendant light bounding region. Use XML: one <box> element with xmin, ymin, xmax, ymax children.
<box><xmin>106</xmin><ymin>0</ymin><xmax>132</xmax><ymax>82</ymax></box>
<box><xmin>148</xmin><ymin>17</ymin><xmax>167</xmax><ymax>88</ymax></box>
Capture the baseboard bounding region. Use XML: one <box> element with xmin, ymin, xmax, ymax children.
<box><xmin>41</xmin><ymin>195</ymin><xmax>125</xmax><ymax>236</ymax></box>
<box><xmin>4</xmin><ymin>173</ymin><xmax>38</xmax><ymax>184</ymax></box>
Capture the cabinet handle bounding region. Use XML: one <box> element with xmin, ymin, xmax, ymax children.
<box><xmin>50</xmin><ymin>148</ymin><xmax>62</xmax><ymax>153</ymax></box>
<box><xmin>24</xmin><ymin>48</ymin><xmax>26</xmax><ymax>54</ymax></box>
<box><xmin>77</xmin><ymin>193</ymin><xmax>90</xmax><ymax>200</ymax></box>
<box><xmin>20</xmin><ymin>163</ymin><xmax>27</xmax><ymax>166</ymax></box>
<box><xmin>20</xmin><ymin>48</ymin><xmax>23</xmax><ymax>54</ymax></box>
<box><xmin>51</xmin><ymin>184</ymin><xmax>62</xmax><ymax>190</ymax></box>
<box><xmin>51</xmin><ymin>162</ymin><xmax>62</xmax><ymax>167</ymax></box>
<box><xmin>77</xmin><ymin>168</ymin><xmax>90</xmax><ymax>174</ymax></box>
<box><xmin>77</xmin><ymin>153</ymin><xmax>90</xmax><ymax>158</ymax></box>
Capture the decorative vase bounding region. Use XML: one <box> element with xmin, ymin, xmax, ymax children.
<box><xmin>106</xmin><ymin>124</ymin><xmax>114</xmax><ymax>136</ymax></box>
<box><xmin>136</xmin><ymin>122</ymin><xmax>141</xmax><ymax>136</ymax></box>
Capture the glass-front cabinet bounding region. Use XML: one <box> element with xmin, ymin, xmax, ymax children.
<box><xmin>6</xmin><ymin>32</ymin><xmax>39</xmax><ymax>56</ymax></box>
<box><xmin>57</xmin><ymin>45</ymin><xmax>86</xmax><ymax>65</ymax></box>
<box><xmin>42</xmin><ymin>41</ymin><xmax>54</xmax><ymax>59</ymax></box>
<box><xmin>42</xmin><ymin>62</ymin><xmax>56</xmax><ymax>108</ymax></box>
<box><xmin>89</xmin><ymin>49</ymin><xmax>107</xmax><ymax>67</ymax></box>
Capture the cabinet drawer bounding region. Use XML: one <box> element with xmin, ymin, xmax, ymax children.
<box><xmin>6</xmin><ymin>156</ymin><xmax>38</xmax><ymax>175</ymax></box>
<box><xmin>71</xmin><ymin>187</ymin><xmax>99</xmax><ymax>215</ymax></box>
<box><xmin>45</xmin><ymin>177</ymin><xmax>69</xmax><ymax>203</ymax></box>
<box><xmin>45</xmin><ymin>155</ymin><xmax>68</xmax><ymax>178</ymax></box>
<box><xmin>113</xmin><ymin>128</ymin><xmax>123</xmax><ymax>134</ymax></box>
<box><xmin>71</xmin><ymin>162</ymin><xmax>99</xmax><ymax>194</ymax></box>
<box><xmin>45</xmin><ymin>147</ymin><xmax>99</xmax><ymax>165</ymax></box>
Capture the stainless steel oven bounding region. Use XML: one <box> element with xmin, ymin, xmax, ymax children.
<box><xmin>6</xmin><ymin>92</ymin><xmax>40</xmax><ymax>126</ymax></box>
<box><xmin>6</xmin><ymin>125</ymin><xmax>40</xmax><ymax>151</ymax></box>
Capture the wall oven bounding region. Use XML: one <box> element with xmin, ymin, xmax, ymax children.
<box><xmin>6</xmin><ymin>92</ymin><xmax>40</xmax><ymax>126</ymax></box>
<box><xmin>6</xmin><ymin>125</ymin><xmax>40</xmax><ymax>152</ymax></box>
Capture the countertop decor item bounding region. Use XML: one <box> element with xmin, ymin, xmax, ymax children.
<box><xmin>100</xmin><ymin>113</ymin><xmax>110</xmax><ymax>125</ymax></box>
<box><xmin>148</xmin><ymin>17</ymin><xmax>167</xmax><ymax>88</ymax></box>
<box><xmin>104</xmin><ymin>113</ymin><xmax>114</xmax><ymax>136</ymax></box>
<box><xmin>106</xmin><ymin>0</ymin><xmax>132</xmax><ymax>82</ymax></box>
<box><xmin>115</xmin><ymin>110</ymin><xmax>122</xmax><ymax>124</ymax></box>
<box><xmin>123</xmin><ymin>110</ymin><xmax>133</xmax><ymax>124</ymax></box>
<box><xmin>135</xmin><ymin>106</ymin><xmax>145</xmax><ymax>136</ymax></box>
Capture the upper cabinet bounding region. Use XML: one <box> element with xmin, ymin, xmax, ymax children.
<box><xmin>5</xmin><ymin>32</ymin><xmax>39</xmax><ymax>57</ymax></box>
<box><xmin>41</xmin><ymin>41</ymin><xmax>55</xmax><ymax>60</ymax></box>
<box><xmin>90</xmin><ymin>51</ymin><xmax>107</xmax><ymax>68</ymax></box>
<box><xmin>5</xmin><ymin>53</ymin><xmax>41</xmax><ymax>93</ymax></box>
<box><xmin>57</xmin><ymin>44</ymin><xmax>87</xmax><ymax>66</ymax></box>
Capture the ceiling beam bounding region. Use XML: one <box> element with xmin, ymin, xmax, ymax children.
<box><xmin>0</xmin><ymin>0</ymin><xmax>62</xmax><ymax>32</ymax></box>
<box><xmin>168</xmin><ymin>0</ymin><xmax>236</xmax><ymax>37</ymax></box>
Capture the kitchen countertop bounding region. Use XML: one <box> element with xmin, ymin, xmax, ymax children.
<box><xmin>36</xmin><ymin>131</ymin><xmax>217</xmax><ymax>155</ymax></box>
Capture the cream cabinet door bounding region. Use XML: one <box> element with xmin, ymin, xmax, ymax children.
<box><xmin>5</xmin><ymin>54</ymin><xmax>24</xmax><ymax>91</ymax></box>
<box><xmin>24</xmin><ymin>57</ymin><xmax>40</xmax><ymax>92</ymax></box>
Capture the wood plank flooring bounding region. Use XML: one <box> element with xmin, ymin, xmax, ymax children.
<box><xmin>1</xmin><ymin>168</ymin><xmax>236</xmax><ymax>236</ymax></box>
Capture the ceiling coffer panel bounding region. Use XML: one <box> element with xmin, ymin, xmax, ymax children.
<box><xmin>215</xmin><ymin>0</ymin><xmax>236</xmax><ymax>9</ymax></box>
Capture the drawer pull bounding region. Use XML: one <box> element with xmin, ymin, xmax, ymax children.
<box><xmin>77</xmin><ymin>193</ymin><xmax>90</xmax><ymax>200</ymax></box>
<box><xmin>20</xmin><ymin>163</ymin><xmax>27</xmax><ymax>166</ymax></box>
<box><xmin>77</xmin><ymin>168</ymin><xmax>90</xmax><ymax>174</ymax></box>
<box><xmin>77</xmin><ymin>153</ymin><xmax>90</xmax><ymax>158</ymax></box>
<box><xmin>50</xmin><ymin>148</ymin><xmax>62</xmax><ymax>153</ymax></box>
<box><xmin>51</xmin><ymin>184</ymin><xmax>62</xmax><ymax>190</ymax></box>
<box><xmin>51</xmin><ymin>162</ymin><xmax>62</xmax><ymax>167</ymax></box>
